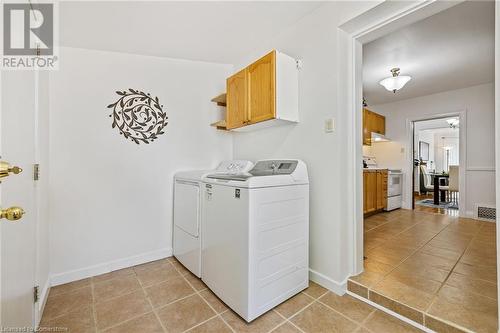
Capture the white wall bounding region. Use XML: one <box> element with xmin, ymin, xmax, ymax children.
<box><xmin>368</xmin><ymin>83</ymin><xmax>495</xmax><ymax>215</ymax></box>
<box><xmin>49</xmin><ymin>47</ymin><xmax>233</xmax><ymax>283</ymax></box>
<box><xmin>418</xmin><ymin>130</ymin><xmax>435</xmax><ymax>167</ymax></box>
<box><xmin>231</xmin><ymin>1</ymin><xmax>380</xmax><ymax>289</ymax></box>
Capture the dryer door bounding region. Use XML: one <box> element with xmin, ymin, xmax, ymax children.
<box><xmin>174</xmin><ymin>180</ymin><xmax>200</xmax><ymax>237</ymax></box>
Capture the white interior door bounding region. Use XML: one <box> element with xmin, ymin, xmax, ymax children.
<box><xmin>0</xmin><ymin>70</ymin><xmax>37</xmax><ymax>328</ymax></box>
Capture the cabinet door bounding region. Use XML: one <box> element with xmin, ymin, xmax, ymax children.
<box><xmin>363</xmin><ymin>109</ymin><xmax>386</xmax><ymax>144</ymax></box>
<box><xmin>378</xmin><ymin>114</ymin><xmax>386</xmax><ymax>135</ymax></box>
<box><xmin>376</xmin><ymin>172</ymin><xmax>384</xmax><ymax>209</ymax></box>
<box><xmin>247</xmin><ymin>50</ymin><xmax>276</xmax><ymax>124</ymax></box>
<box><xmin>376</xmin><ymin>171</ymin><xmax>388</xmax><ymax>210</ymax></box>
<box><xmin>363</xmin><ymin>109</ymin><xmax>371</xmax><ymax>145</ymax></box>
<box><xmin>226</xmin><ymin>69</ymin><xmax>248</xmax><ymax>129</ymax></box>
<box><xmin>364</xmin><ymin>109</ymin><xmax>377</xmax><ymax>145</ymax></box>
<box><xmin>373</xmin><ymin>113</ymin><xmax>385</xmax><ymax>135</ymax></box>
<box><xmin>365</xmin><ymin>171</ymin><xmax>377</xmax><ymax>213</ymax></box>
<box><xmin>363</xmin><ymin>172</ymin><xmax>368</xmax><ymax>213</ymax></box>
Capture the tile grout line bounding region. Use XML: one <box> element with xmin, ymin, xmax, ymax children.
<box><xmin>272</xmin><ymin>308</ymin><xmax>307</xmax><ymax>333</ymax></box>
<box><xmin>356</xmin><ymin>213</ymin><xmax>448</xmax><ymax>319</ymax></box>
<box><xmin>365</xmin><ymin>216</ymin><xmax>454</xmax><ymax>296</ymax></box>
<box><xmin>181</xmin><ymin>312</ymin><xmax>224</xmax><ymax>333</ymax></box>
<box><xmin>276</xmin><ymin>290</ymin><xmax>332</xmax><ymax>332</ymax></box>
<box><xmin>364</xmin><ymin>216</ymin><xmax>395</xmax><ymax>233</ymax></box>
<box><xmin>95</xmin><ymin>259</ymin><xmax>191</xmax><ymax>332</ymax></box>
<box><xmin>364</xmin><ymin>215</ymin><xmax>435</xmax><ymax>252</ymax></box>
<box><xmin>284</xmin><ymin>297</ymin><xmax>319</xmax><ymax>322</ymax></box>
<box><xmin>364</xmin><ymin>216</ymin><xmax>420</xmax><ymax>250</ymax></box>
<box><xmin>97</xmin><ymin>309</ymin><xmax>158</xmax><ymax>333</ymax></box>
<box><xmin>358</xmin><ymin>310</ymin><xmax>377</xmax><ymax>332</ymax></box>
<box><xmin>137</xmin><ymin>262</ymin><xmax>169</xmax><ymax>333</ymax></box>
<box><xmin>172</xmin><ymin>259</ymin><xmax>236</xmax><ymax>333</ymax></box>
<box><xmin>424</xmin><ymin>313</ymin><xmax>475</xmax><ymax>333</ymax></box>
<box><xmin>424</xmin><ymin>222</ymin><xmax>491</xmax><ymax>316</ymax></box>
<box><xmin>316</xmin><ymin>297</ymin><xmax>368</xmax><ymax>329</ymax></box>
<box><xmin>279</xmin><ymin>289</ymin><xmax>369</xmax><ymax>333</ymax></box>
<box><xmin>90</xmin><ymin>278</ymin><xmax>98</xmax><ymax>332</ymax></box>
<box><xmin>96</xmin><ymin>269</ymin><xmax>159</xmax><ymax>333</ymax></box>
<box><xmin>363</xmin><ymin>215</ymin><xmax>462</xmax><ymax>290</ymax></box>
<box><xmin>41</xmin><ymin>283</ymin><xmax>96</xmax><ymax>325</ymax></box>
<box><xmin>361</xmin><ymin>213</ymin><xmax>495</xmax><ymax>333</ymax></box>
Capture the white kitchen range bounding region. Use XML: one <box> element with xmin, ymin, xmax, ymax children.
<box><xmin>386</xmin><ymin>169</ymin><xmax>403</xmax><ymax>211</ymax></box>
<box><xmin>173</xmin><ymin>159</ymin><xmax>309</xmax><ymax>322</ymax></box>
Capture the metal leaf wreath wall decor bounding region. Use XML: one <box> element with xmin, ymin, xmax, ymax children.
<box><xmin>107</xmin><ymin>89</ymin><xmax>168</xmax><ymax>144</ymax></box>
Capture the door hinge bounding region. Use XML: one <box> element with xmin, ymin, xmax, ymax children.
<box><xmin>33</xmin><ymin>164</ymin><xmax>40</xmax><ymax>181</ymax></box>
<box><xmin>34</xmin><ymin>285</ymin><xmax>39</xmax><ymax>303</ymax></box>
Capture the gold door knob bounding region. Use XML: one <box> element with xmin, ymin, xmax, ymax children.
<box><xmin>0</xmin><ymin>207</ymin><xmax>25</xmax><ymax>221</ymax></box>
<box><xmin>0</xmin><ymin>161</ymin><xmax>23</xmax><ymax>180</ymax></box>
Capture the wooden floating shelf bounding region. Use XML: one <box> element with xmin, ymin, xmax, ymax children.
<box><xmin>211</xmin><ymin>93</ymin><xmax>226</xmax><ymax>107</ymax></box>
<box><xmin>210</xmin><ymin>120</ymin><xmax>227</xmax><ymax>130</ymax></box>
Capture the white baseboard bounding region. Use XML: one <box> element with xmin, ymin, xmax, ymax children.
<box><xmin>309</xmin><ymin>269</ymin><xmax>347</xmax><ymax>296</ymax></box>
<box><xmin>50</xmin><ymin>247</ymin><xmax>172</xmax><ymax>286</ymax></box>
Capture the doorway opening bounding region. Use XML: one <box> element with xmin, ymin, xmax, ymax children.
<box><xmin>342</xmin><ymin>1</ymin><xmax>498</xmax><ymax>332</ymax></box>
<box><xmin>412</xmin><ymin>116</ymin><xmax>462</xmax><ymax>217</ymax></box>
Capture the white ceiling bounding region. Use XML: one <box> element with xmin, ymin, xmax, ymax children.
<box><xmin>363</xmin><ymin>1</ymin><xmax>495</xmax><ymax>106</ymax></box>
<box><xmin>59</xmin><ymin>1</ymin><xmax>325</xmax><ymax>64</ymax></box>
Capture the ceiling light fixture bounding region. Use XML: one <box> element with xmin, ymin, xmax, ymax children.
<box><xmin>379</xmin><ymin>68</ymin><xmax>412</xmax><ymax>93</ymax></box>
<box><xmin>447</xmin><ymin>118</ymin><xmax>459</xmax><ymax>129</ymax></box>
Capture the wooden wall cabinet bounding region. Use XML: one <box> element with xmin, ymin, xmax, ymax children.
<box><xmin>363</xmin><ymin>108</ymin><xmax>386</xmax><ymax>145</ymax></box>
<box><xmin>226</xmin><ymin>69</ymin><xmax>248</xmax><ymax>129</ymax></box>
<box><xmin>246</xmin><ymin>51</ymin><xmax>276</xmax><ymax>125</ymax></box>
<box><xmin>213</xmin><ymin>50</ymin><xmax>299</xmax><ymax>131</ymax></box>
<box><xmin>363</xmin><ymin>169</ymin><xmax>387</xmax><ymax>215</ymax></box>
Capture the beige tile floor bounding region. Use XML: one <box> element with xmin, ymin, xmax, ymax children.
<box><xmin>41</xmin><ymin>257</ymin><xmax>424</xmax><ymax>333</ymax></box>
<box><xmin>350</xmin><ymin>209</ymin><xmax>498</xmax><ymax>333</ymax></box>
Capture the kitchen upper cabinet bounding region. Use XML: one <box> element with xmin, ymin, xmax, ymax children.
<box><xmin>226</xmin><ymin>69</ymin><xmax>248</xmax><ymax>130</ymax></box>
<box><xmin>363</xmin><ymin>169</ymin><xmax>387</xmax><ymax>215</ymax></box>
<box><xmin>363</xmin><ymin>109</ymin><xmax>386</xmax><ymax>145</ymax></box>
<box><xmin>213</xmin><ymin>50</ymin><xmax>298</xmax><ymax>131</ymax></box>
<box><xmin>247</xmin><ymin>51</ymin><xmax>276</xmax><ymax>125</ymax></box>
<box><xmin>372</xmin><ymin>112</ymin><xmax>385</xmax><ymax>135</ymax></box>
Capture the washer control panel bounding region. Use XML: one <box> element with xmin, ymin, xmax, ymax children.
<box><xmin>250</xmin><ymin>160</ymin><xmax>298</xmax><ymax>176</ymax></box>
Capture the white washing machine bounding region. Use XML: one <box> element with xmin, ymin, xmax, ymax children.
<box><xmin>202</xmin><ymin>159</ymin><xmax>309</xmax><ymax>322</ymax></box>
<box><xmin>173</xmin><ymin>160</ymin><xmax>254</xmax><ymax>277</ymax></box>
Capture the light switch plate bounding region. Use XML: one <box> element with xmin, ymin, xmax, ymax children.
<box><xmin>325</xmin><ymin>118</ymin><xmax>335</xmax><ymax>133</ymax></box>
